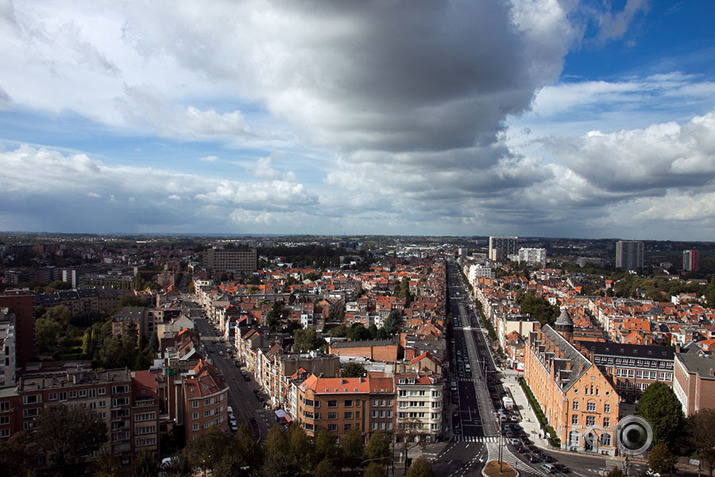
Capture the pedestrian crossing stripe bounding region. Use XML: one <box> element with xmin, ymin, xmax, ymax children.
<box><xmin>455</xmin><ymin>435</ymin><xmax>499</xmax><ymax>443</ymax></box>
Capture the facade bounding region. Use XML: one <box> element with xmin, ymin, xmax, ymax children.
<box><xmin>296</xmin><ymin>375</ymin><xmax>371</xmax><ymax>439</ymax></box>
<box><xmin>615</xmin><ymin>240</ymin><xmax>644</xmax><ymax>270</ymax></box>
<box><xmin>203</xmin><ymin>247</ymin><xmax>258</xmax><ymax>274</ymax></box>
<box><xmin>488</xmin><ymin>236</ymin><xmax>518</xmax><ymax>262</ymax></box>
<box><xmin>579</xmin><ymin>342</ymin><xmax>674</xmax><ymax>402</ymax></box>
<box><xmin>395</xmin><ymin>373</ymin><xmax>443</xmax><ymax>443</ymax></box>
<box><xmin>683</xmin><ymin>250</ymin><xmax>700</xmax><ymax>272</ymax></box>
<box><xmin>673</xmin><ymin>353</ymin><xmax>715</xmax><ymax>416</ymax></box>
<box><xmin>0</xmin><ymin>367</ymin><xmax>155</xmax><ymax>463</ymax></box>
<box><xmin>182</xmin><ymin>360</ymin><xmax>230</xmax><ymax>442</ymax></box>
<box><xmin>0</xmin><ymin>309</ymin><xmax>16</xmax><ymax>388</ymax></box>
<box><xmin>525</xmin><ymin>325</ymin><xmax>619</xmax><ymax>455</ymax></box>
<box><xmin>328</xmin><ymin>340</ymin><xmax>398</xmax><ymax>362</ymax></box>
<box><xmin>0</xmin><ymin>293</ymin><xmax>34</xmax><ymax>368</ymax></box>
<box><xmin>468</xmin><ymin>263</ymin><xmax>493</xmax><ymax>282</ymax></box>
<box><xmin>518</xmin><ymin>248</ymin><xmax>547</xmax><ymax>268</ymax></box>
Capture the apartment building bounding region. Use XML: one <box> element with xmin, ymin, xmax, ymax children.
<box><xmin>395</xmin><ymin>372</ymin><xmax>443</xmax><ymax>443</ymax></box>
<box><xmin>579</xmin><ymin>342</ymin><xmax>674</xmax><ymax>402</ymax></box>
<box><xmin>615</xmin><ymin>240</ymin><xmax>644</xmax><ymax>270</ymax></box>
<box><xmin>182</xmin><ymin>360</ymin><xmax>230</xmax><ymax>442</ymax></box>
<box><xmin>297</xmin><ymin>375</ymin><xmax>371</xmax><ymax>439</ymax></box>
<box><xmin>673</xmin><ymin>353</ymin><xmax>715</xmax><ymax>416</ymax></box>
<box><xmin>0</xmin><ymin>367</ymin><xmax>153</xmax><ymax>463</ymax></box>
<box><xmin>518</xmin><ymin>248</ymin><xmax>547</xmax><ymax>268</ymax></box>
<box><xmin>0</xmin><ymin>308</ymin><xmax>16</xmax><ymax>388</ymax></box>
<box><xmin>488</xmin><ymin>236</ymin><xmax>518</xmax><ymax>262</ymax></box>
<box><xmin>525</xmin><ymin>325</ymin><xmax>619</xmax><ymax>455</ymax></box>
<box><xmin>203</xmin><ymin>247</ymin><xmax>257</xmax><ymax>273</ymax></box>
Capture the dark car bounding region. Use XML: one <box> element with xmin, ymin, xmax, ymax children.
<box><xmin>521</xmin><ymin>437</ymin><xmax>532</xmax><ymax>445</ymax></box>
<box><xmin>515</xmin><ymin>445</ymin><xmax>527</xmax><ymax>454</ymax></box>
<box><xmin>528</xmin><ymin>454</ymin><xmax>542</xmax><ymax>463</ymax></box>
<box><xmin>528</xmin><ymin>445</ymin><xmax>538</xmax><ymax>453</ymax></box>
<box><xmin>539</xmin><ymin>452</ymin><xmax>555</xmax><ymax>463</ymax></box>
<box><xmin>554</xmin><ymin>463</ymin><xmax>570</xmax><ymax>473</ymax></box>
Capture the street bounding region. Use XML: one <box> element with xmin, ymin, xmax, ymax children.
<box><xmin>191</xmin><ymin>315</ymin><xmax>274</xmax><ymax>440</ymax></box>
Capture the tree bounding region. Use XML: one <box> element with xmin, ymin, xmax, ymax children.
<box><xmin>0</xmin><ymin>431</ymin><xmax>39</xmax><ymax>477</ymax></box>
<box><xmin>311</xmin><ymin>426</ymin><xmax>339</xmax><ymax>467</ymax></box>
<box><xmin>341</xmin><ymin>426</ymin><xmax>365</xmax><ymax>470</ymax></box>
<box><xmin>329</xmin><ymin>324</ymin><xmax>348</xmax><ymax>337</ymax></box>
<box><xmin>365</xmin><ymin>461</ymin><xmax>388</xmax><ymax>477</ymax></box>
<box><xmin>35</xmin><ymin>316</ymin><xmax>63</xmax><ymax>352</ymax></box>
<box><xmin>648</xmin><ymin>442</ymin><xmax>677</xmax><ymax>476</ymax></box>
<box><xmin>383</xmin><ymin>310</ymin><xmax>402</xmax><ymax>336</ymax></box>
<box><xmin>347</xmin><ymin>323</ymin><xmax>372</xmax><ymax>341</ymax></box>
<box><xmin>287</xmin><ymin>422</ymin><xmax>313</xmax><ymax>471</ymax></box>
<box><xmin>606</xmin><ymin>468</ymin><xmax>625</xmax><ymax>477</ymax></box>
<box><xmin>132</xmin><ymin>448</ymin><xmax>158</xmax><ymax>477</ymax></box>
<box><xmin>342</xmin><ymin>361</ymin><xmax>367</xmax><ymax>378</ymax></box>
<box><xmin>294</xmin><ymin>327</ymin><xmax>320</xmax><ymax>352</ymax></box>
<box><xmin>260</xmin><ymin>453</ymin><xmax>299</xmax><ymax>477</ymax></box>
<box><xmin>93</xmin><ymin>451</ymin><xmax>123</xmax><ymax>477</ymax></box>
<box><xmin>233</xmin><ymin>423</ymin><xmax>262</xmax><ymax>471</ymax></box>
<box><xmin>313</xmin><ymin>458</ymin><xmax>338</xmax><ymax>477</ymax></box>
<box><xmin>687</xmin><ymin>409</ymin><xmax>715</xmax><ymax>477</ymax></box>
<box><xmin>34</xmin><ymin>404</ymin><xmax>108</xmax><ymax>477</ymax></box>
<box><xmin>636</xmin><ymin>382</ymin><xmax>685</xmax><ymax>448</ymax></box>
<box><xmin>185</xmin><ymin>426</ymin><xmax>232</xmax><ymax>476</ymax></box>
<box><xmin>266</xmin><ymin>301</ymin><xmax>286</xmax><ymax>330</ymax></box>
<box><xmin>162</xmin><ymin>453</ymin><xmax>193</xmax><ymax>477</ymax></box>
<box><xmin>365</xmin><ymin>430</ymin><xmax>390</xmax><ymax>462</ymax></box>
<box><xmin>406</xmin><ymin>456</ymin><xmax>435</xmax><ymax>477</ymax></box>
<box><xmin>263</xmin><ymin>425</ymin><xmax>288</xmax><ymax>459</ymax></box>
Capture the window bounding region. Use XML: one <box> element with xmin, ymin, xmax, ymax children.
<box><xmin>344</xmin><ymin>412</ymin><xmax>353</xmax><ymax>419</ymax></box>
<box><xmin>603</xmin><ymin>417</ymin><xmax>610</xmax><ymax>427</ymax></box>
<box><xmin>48</xmin><ymin>392</ymin><xmax>57</xmax><ymax>401</ymax></box>
<box><xmin>193</xmin><ymin>424</ymin><xmax>199</xmax><ymax>431</ymax></box>
<box><xmin>89</xmin><ymin>389</ymin><xmax>96</xmax><ymax>399</ymax></box>
<box><xmin>22</xmin><ymin>395</ymin><xmax>40</xmax><ymax>405</ymax></box>
<box><xmin>193</xmin><ymin>412</ymin><xmax>199</xmax><ymax>420</ymax></box>
<box><xmin>328</xmin><ymin>412</ymin><xmax>337</xmax><ymax>420</ymax></box>
<box><xmin>69</xmin><ymin>391</ymin><xmax>77</xmax><ymax>399</ymax></box>
<box><xmin>604</xmin><ymin>403</ymin><xmax>610</xmax><ymax>413</ymax></box>
<box><xmin>98</xmin><ymin>387</ymin><xmax>106</xmax><ymax>395</ymax></box>
<box><xmin>601</xmin><ymin>433</ymin><xmax>611</xmax><ymax>446</ymax></box>
<box><xmin>59</xmin><ymin>392</ymin><xmax>67</xmax><ymax>401</ymax></box>
<box><xmin>586</xmin><ymin>402</ymin><xmax>596</xmax><ymax>412</ymax></box>
<box><xmin>111</xmin><ymin>385</ymin><xmax>129</xmax><ymax>395</ymax></box>
<box><xmin>345</xmin><ymin>400</ymin><xmax>353</xmax><ymax>407</ymax></box>
<box><xmin>398</xmin><ymin>390</ymin><xmax>407</xmax><ymax>397</ymax></box>
<box><xmin>0</xmin><ymin>429</ymin><xmax>8</xmax><ymax>438</ymax></box>
<box><xmin>344</xmin><ymin>424</ymin><xmax>352</xmax><ymax>431</ymax></box>
<box><xmin>78</xmin><ymin>390</ymin><xmax>87</xmax><ymax>398</ymax></box>
<box><xmin>23</xmin><ymin>408</ymin><xmax>39</xmax><ymax>418</ymax></box>
<box><xmin>327</xmin><ymin>424</ymin><xmax>337</xmax><ymax>431</ymax></box>
<box><xmin>328</xmin><ymin>400</ymin><xmax>337</xmax><ymax>407</ymax></box>
<box><xmin>586</xmin><ymin>416</ymin><xmax>595</xmax><ymax>426</ymax></box>
<box><xmin>571</xmin><ymin>415</ymin><xmax>578</xmax><ymax>425</ymax></box>
<box><xmin>572</xmin><ymin>401</ymin><xmax>579</xmax><ymax>411</ymax></box>
<box><xmin>0</xmin><ymin>416</ymin><xmax>9</xmax><ymax>425</ymax></box>
<box><xmin>192</xmin><ymin>401</ymin><xmax>199</xmax><ymax>408</ymax></box>
<box><xmin>355</xmin><ymin>412</ymin><xmax>360</xmax><ymax>419</ymax></box>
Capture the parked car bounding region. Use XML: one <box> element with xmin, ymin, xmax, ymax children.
<box><xmin>541</xmin><ymin>463</ymin><xmax>557</xmax><ymax>474</ymax></box>
<box><xmin>554</xmin><ymin>464</ymin><xmax>571</xmax><ymax>473</ymax></box>
<box><xmin>539</xmin><ymin>452</ymin><xmax>554</xmax><ymax>463</ymax></box>
<box><xmin>528</xmin><ymin>454</ymin><xmax>542</xmax><ymax>463</ymax></box>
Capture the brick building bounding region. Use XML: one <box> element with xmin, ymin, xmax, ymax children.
<box><xmin>673</xmin><ymin>353</ymin><xmax>715</xmax><ymax>416</ymax></box>
<box><xmin>329</xmin><ymin>339</ymin><xmax>398</xmax><ymax>362</ymax></box>
<box><xmin>525</xmin><ymin>323</ymin><xmax>620</xmax><ymax>455</ymax></box>
<box><xmin>182</xmin><ymin>360</ymin><xmax>230</xmax><ymax>442</ymax></box>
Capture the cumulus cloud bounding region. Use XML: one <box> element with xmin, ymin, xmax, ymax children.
<box><xmin>199</xmin><ymin>155</ymin><xmax>218</xmax><ymax>163</ymax></box>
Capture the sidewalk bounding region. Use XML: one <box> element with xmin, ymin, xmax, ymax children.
<box><xmin>500</xmin><ymin>367</ymin><xmax>551</xmax><ymax>449</ymax></box>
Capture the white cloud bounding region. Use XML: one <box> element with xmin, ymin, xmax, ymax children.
<box><xmin>199</xmin><ymin>155</ymin><xmax>218</xmax><ymax>163</ymax></box>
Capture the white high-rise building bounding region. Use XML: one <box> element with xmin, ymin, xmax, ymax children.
<box><xmin>518</xmin><ymin>248</ymin><xmax>546</xmax><ymax>268</ymax></box>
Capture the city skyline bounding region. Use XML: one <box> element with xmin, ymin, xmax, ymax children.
<box><xmin>1</xmin><ymin>1</ymin><xmax>714</xmax><ymax>240</ymax></box>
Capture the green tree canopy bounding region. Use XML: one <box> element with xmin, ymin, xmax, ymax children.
<box><xmin>286</xmin><ymin>423</ymin><xmax>313</xmax><ymax>471</ymax></box>
<box><xmin>365</xmin><ymin>430</ymin><xmax>390</xmax><ymax>463</ymax></box>
<box><xmin>34</xmin><ymin>404</ymin><xmax>108</xmax><ymax>477</ymax></box>
<box><xmin>340</xmin><ymin>426</ymin><xmax>365</xmax><ymax>470</ymax></box>
<box><xmin>636</xmin><ymin>382</ymin><xmax>685</xmax><ymax>448</ymax></box>
<box><xmin>364</xmin><ymin>461</ymin><xmax>388</xmax><ymax>477</ymax></box>
<box><xmin>347</xmin><ymin>323</ymin><xmax>372</xmax><ymax>341</ymax></box>
<box><xmin>294</xmin><ymin>327</ymin><xmax>322</xmax><ymax>352</ymax></box>
<box><xmin>185</xmin><ymin>426</ymin><xmax>233</xmax><ymax>475</ymax></box>
<box><xmin>687</xmin><ymin>409</ymin><xmax>715</xmax><ymax>477</ymax></box>
<box><xmin>342</xmin><ymin>362</ymin><xmax>367</xmax><ymax>378</ymax></box>
<box><xmin>406</xmin><ymin>456</ymin><xmax>436</xmax><ymax>477</ymax></box>
<box><xmin>383</xmin><ymin>310</ymin><xmax>402</xmax><ymax>336</ymax></box>
<box><xmin>648</xmin><ymin>442</ymin><xmax>677</xmax><ymax>476</ymax></box>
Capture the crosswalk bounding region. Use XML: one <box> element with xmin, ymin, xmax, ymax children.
<box><xmin>454</xmin><ymin>435</ymin><xmax>500</xmax><ymax>443</ymax></box>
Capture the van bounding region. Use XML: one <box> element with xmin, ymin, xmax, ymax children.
<box><xmin>541</xmin><ymin>463</ymin><xmax>557</xmax><ymax>474</ymax></box>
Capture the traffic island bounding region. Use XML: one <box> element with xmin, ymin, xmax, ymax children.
<box><xmin>483</xmin><ymin>460</ymin><xmax>518</xmax><ymax>477</ymax></box>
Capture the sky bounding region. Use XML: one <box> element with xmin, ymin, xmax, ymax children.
<box><xmin>0</xmin><ymin>0</ymin><xmax>714</xmax><ymax>240</ymax></box>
